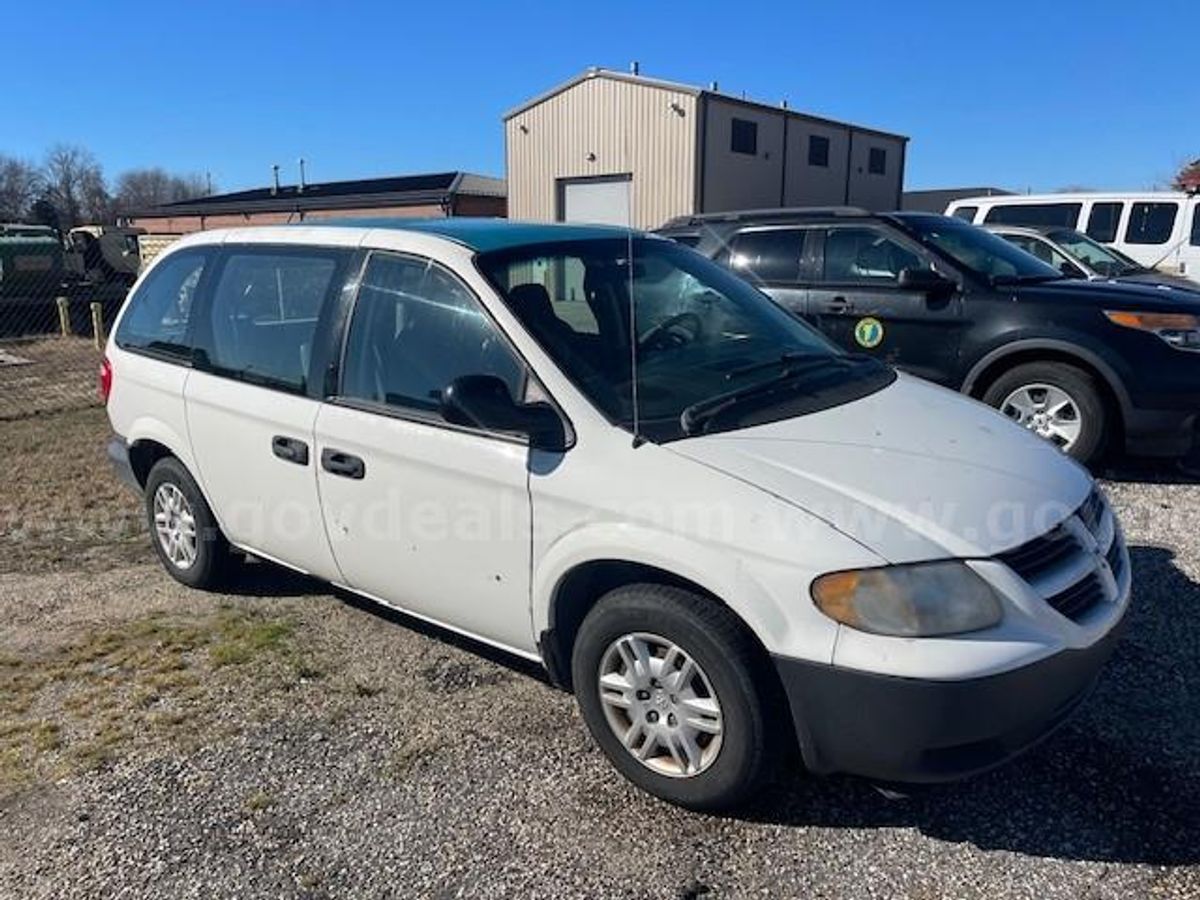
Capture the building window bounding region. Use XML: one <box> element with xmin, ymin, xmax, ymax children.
<box><xmin>808</xmin><ymin>135</ymin><xmax>830</xmax><ymax>167</ymax></box>
<box><xmin>868</xmin><ymin>147</ymin><xmax>887</xmax><ymax>176</ymax></box>
<box><xmin>731</xmin><ymin>118</ymin><xmax>757</xmax><ymax>156</ymax></box>
<box><xmin>1124</xmin><ymin>202</ymin><xmax>1178</xmax><ymax>245</ymax></box>
<box><xmin>1086</xmin><ymin>202</ymin><xmax>1123</xmax><ymax>243</ymax></box>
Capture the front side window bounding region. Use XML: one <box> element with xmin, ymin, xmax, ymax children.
<box><xmin>1047</xmin><ymin>229</ymin><xmax>1142</xmax><ymax>276</ymax></box>
<box><xmin>900</xmin><ymin>215</ymin><xmax>1062</xmax><ymax>282</ymax></box>
<box><xmin>808</xmin><ymin>135</ymin><xmax>830</xmax><ymax>167</ymax></box>
<box><xmin>731</xmin><ymin>118</ymin><xmax>757</xmax><ymax>155</ymax></box>
<box><xmin>1086</xmin><ymin>202</ymin><xmax>1123</xmax><ymax>243</ymax></box>
<box><xmin>729</xmin><ymin>228</ymin><xmax>804</xmax><ymax>283</ymax></box>
<box><xmin>340</xmin><ymin>253</ymin><xmax>524</xmax><ymax>417</ymax></box>
<box><xmin>984</xmin><ymin>203</ymin><xmax>1082</xmax><ymax>229</ymax></box>
<box><xmin>204</xmin><ymin>249</ymin><xmax>344</xmax><ymax>392</ymax></box>
<box><xmin>822</xmin><ymin>227</ymin><xmax>924</xmax><ymax>284</ymax></box>
<box><xmin>480</xmin><ymin>238</ymin><xmax>894</xmax><ymax>441</ymax></box>
<box><xmin>1125</xmin><ymin>202</ymin><xmax>1178</xmax><ymax>245</ymax></box>
<box><xmin>115</xmin><ymin>249</ymin><xmax>209</xmax><ymax>359</ymax></box>
<box><xmin>1001</xmin><ymin>234</ymin><xmax>1074</xmax><ymax>271</ymax></box>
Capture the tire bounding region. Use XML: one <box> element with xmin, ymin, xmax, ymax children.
<box><xmin>571</xmin><ymin>584</ymin><xmax>777</xmax><ymax>811</ymax></box>
<box><xmin>143</xmin><ymin>457</ymin><xmax>231</xmax><ymax>590</ymax></box>
<box><xmin>982</xmin><ymin>361</ymin><xmax>1108</xmax><ymax>464</ymax></box>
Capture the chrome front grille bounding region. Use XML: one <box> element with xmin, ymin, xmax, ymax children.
<box><xmin>996</xmin><ymin>488</ymin><xmax>1126</xmax><ymax>623</ymax></box>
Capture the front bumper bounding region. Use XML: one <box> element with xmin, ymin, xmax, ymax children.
<box><xmin>106</xmin><ymin>435</ymin><xmax>141</xmax><ymax>493</ymax></box>
<box><xmin>773</xmin><ymin>612</ymin><xmax>1127</xmax><ymax>784</ymax></box>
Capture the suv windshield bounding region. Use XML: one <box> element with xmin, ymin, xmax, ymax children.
<box><xmin>1046</xmin><ymin>229</ymin><xmax>1144</xmax><ymax>277</ymax></box>
<box><xmin>896</xmin><ymin>215</ymin><xmax>1063</xmax><ymax>283</ymax></box>
<box><xmin>478</xmin><ymin>238</ymin><xmax>895</xmax><ymax>441</ymax></box>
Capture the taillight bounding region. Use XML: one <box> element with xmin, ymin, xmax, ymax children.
<box><xmin>98</xmin><ymin>356</ymin><xmax>113</xmax><ymax>404</ymax></box>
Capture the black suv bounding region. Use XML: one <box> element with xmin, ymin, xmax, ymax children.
<box><xmin>658</xmin><ymin>209</ymin><xmax>1200</xmax><ymax>463</ymax></box>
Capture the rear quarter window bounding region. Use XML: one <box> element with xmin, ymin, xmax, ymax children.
<box><xmin>114</xmin><ymin>249</ymin><xmax>210</xmax><ymax>360</ymax></box>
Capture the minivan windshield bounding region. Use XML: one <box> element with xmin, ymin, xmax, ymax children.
<box><xmin>896</xmin><ymin>214</ymin><xmax>1063</xmax><ymax>283</ymax></box>
<box><xmin>1046</xmin><ymin>229</ymin><xmax>1144</xmax><ymax>277</ymax></box>
<box><xmin>479</xmin><ymin>237</ymin><xmax>895</xmax><ymax>441</ymax></box>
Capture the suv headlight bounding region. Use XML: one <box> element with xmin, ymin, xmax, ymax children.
<box><xmin>1104</xmin><ymin>310</ymin><xmax>1200</xmax><ymax>351</ymax></box>
<box><xmin>811</xmin><ymin>560</ymin><xmax>1003</xmax><ymax>637</ymax></box>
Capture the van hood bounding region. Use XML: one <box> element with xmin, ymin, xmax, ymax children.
<box><xmin>666</xmin><ymin>374</ymin><xmax>1092</xmax><ymax>563</ymax></box>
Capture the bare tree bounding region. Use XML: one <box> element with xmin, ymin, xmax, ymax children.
<box><xmin>1172</xmin><ymin>158</ymin><xmax>1200</xmax><ymax>192</ymax></box>
<box><xmin>0</xmin><ymin>155</ymin><xmax>43</xmax><ymax>222</ymax></box>
<box><xmin>112</xmin><ymin>167</ymin><xmax>211</xmax><ymax>216</ymax></box>
<box><xmin>41</xmin><ymin>144</ymin><xmax>111</xmax><ymax>227</ymax></box>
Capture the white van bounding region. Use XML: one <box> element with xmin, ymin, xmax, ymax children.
<box><xmin>946</xmin><ymin>192</ymin><xmax>1200</xmax><ymax>283</ymax></box>
<box><xmin>102</xmin><ymin>219</ymin><xmax>1130</xmax><ymax>809</ymax></box>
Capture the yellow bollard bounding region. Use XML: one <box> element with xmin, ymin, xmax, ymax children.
<box><xmin>90</xmin><ymin>302</ymin><xmax>105</xmax><ymax>350</ymax></box>
<box><xmin>56</xmin><ymin>297</ymin><xmax>71</xmax><ymax>337</ymax></box>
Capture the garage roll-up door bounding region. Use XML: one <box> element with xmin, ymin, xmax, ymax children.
<box><xmin>560</xmin><ymin>176</ymin><xmax>632</xmax><ymax>227</ymax></box>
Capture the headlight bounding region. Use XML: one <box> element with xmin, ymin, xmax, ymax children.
<box><xmin>1104</xmin><ymin>310</ymin><xmax>1200</xmax><ymax>351</ymax></box>
<box><xmin>811</xmin><ymin>560</ymin><xmax>1003</xmax><ymax>637</ymax></box>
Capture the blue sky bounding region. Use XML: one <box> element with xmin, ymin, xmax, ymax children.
<box><xmin>6</xmin><ymin>1</ymin><xmax>1196</xmax><ymax>195</ymax></box>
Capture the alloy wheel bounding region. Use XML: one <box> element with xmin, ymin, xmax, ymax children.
<box><xmin>596</xmin><ymin>632</ymin><xmax>724</xmax><ymax>778</ymax></box>
<box><xmin>1000</xmin><ymin>382</ymin><xmax>1083</xmax><ymax>451</ymax></box>
<box><xmin>152</xmin><ymin>483</ymin><xmax>198</xmax><ymax>570</ymax></box>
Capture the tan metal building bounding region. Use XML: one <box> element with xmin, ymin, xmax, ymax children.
<box><xmin>124</xmin><ymin>171</ymin><xmax>506</xmax><ymax>235</ymax></box>
<box><xmin>505</xmin><ymin>68</ymin><xmax>908</xmax><ymax>229</ymax></box>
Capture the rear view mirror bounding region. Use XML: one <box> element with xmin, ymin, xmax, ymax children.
<box><xmin>441</xmin><ymin>375</ymin><xmax>568</xmax><ymax>452</ymax></box>
<box><xmin>898</xmin><ymin>267</ymin><xmax>956</xmax><ymax>297</ymax></box>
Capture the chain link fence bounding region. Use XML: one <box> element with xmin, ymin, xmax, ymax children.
<box><xmin>1</xmin><ymin>226</ymin><xmax>132</xmax><ymax>420</ymax></box>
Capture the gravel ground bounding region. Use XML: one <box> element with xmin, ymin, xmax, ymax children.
<box><xmin>1</xmin><ymin>410</ymin><xmax>1198</xmax><ymax>899</ymax></box>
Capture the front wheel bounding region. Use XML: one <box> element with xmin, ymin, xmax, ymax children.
<box><xmin>571</xmin><ymin>584</ymin><xmax>777</xmax><ymax>811</ymax></box>
<box><xmin>982</xmin><ymin>361</ymin><xmax>1108</xmax><ymax>463</ymax></box>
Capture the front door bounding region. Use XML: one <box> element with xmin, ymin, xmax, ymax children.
<box><xmin>313</xmin><ymin>251</ymin><xmax>536</xmax><ymax>653</ymax></box>
<box><xmin>184</xmin><ymin>246</ymin><xmax>353</xmax><ymax>580</ymax></box>
<box><xmin>806</xmin><ymin>225</ymin><xmax>963</xmax><ymax>385</ymax></box>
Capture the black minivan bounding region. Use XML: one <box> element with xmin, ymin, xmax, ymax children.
<box><xmin>659</xmin><ymin>209</ymin><xmax>1200</xmax><ymax>464</ymax></box>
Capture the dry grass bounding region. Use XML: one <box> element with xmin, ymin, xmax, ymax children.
<box><xmin>0</xmin><ymin>605</ymin><xmax>298</xmax><ymax>795</ymax></box>
<box><xmin>0</xmin><ymin>405</ymin><xmax>145</xmax><ymax>574</ymax></box>
<box><xmin>0</xmin><ymin>336</ymin><xmax>103</xmax><ymax>421</ymax></box>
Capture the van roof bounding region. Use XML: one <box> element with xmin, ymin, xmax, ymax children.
<box><xmin>952</xmin><ymin>191</ymin><xmax>1197</xmax><ymax>205</ymax></box>
<box><xmin>290</xmin><ymin>217</ymin><xmax>647</xmax><ymax>253</ymax></box>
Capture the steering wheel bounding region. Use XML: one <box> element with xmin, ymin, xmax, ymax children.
<box><xmin>638</xmin><ymin>312</ymin><xmax>704</xmax><ymax>353</ymax></box>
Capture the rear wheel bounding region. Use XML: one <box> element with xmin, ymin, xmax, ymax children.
<box><xmin>571</xmin><ymin>584</ymin><xmax>776</xmax><ymax>811</ymax></box>
<box><xmin>144</xmin><ymin>457</ymin><xmax>231</xmax><ymax>589</ymax></box>
<box><xmin>982</xmin><ymin>361</ymin><xmax>1107</xmax><ymax>463</ymax></box>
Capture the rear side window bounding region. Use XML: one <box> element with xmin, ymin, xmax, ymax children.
<box><xmin>729</xmin><ymin>229</ymin><xmax>804</xmax><ymax>283</ymax></box>
<box><xmin>203</xmin><ymin>249</ymin><xmax>345</xmax><ymax>392</ymax></box>
<box><xmin>822</xmin><ymin>227</ymin><xmax>924</xmax><ymax>284</ymax></box>
<box><xmin>984</xmin><ymin>203</ymin><xmax>1082</xmax><ymax>228</ymax></box>
<box><xmin>340</xmin><ymin>253</ymin><xmax>525</xmax><ymax>418</ymax></box>
<box><xmin>952</xmin><ymin>206</ymin><xmax>978</xmax><ymax>221</ymax></box>
<box><xmin>1086</xmin><ymin>202</ymin><xmax>1123</xmax><ymax>242</ymax></box>
<box><xmin>114</xmin><ymin>249</ymin><xmax>208</xmax><ymax>359</ymax></box>
<box><xmin>1192</xmin><ymin>208</ymin><xmax>1200</xmax><ymax>247</ymax></box>
<box><xmin>1125</xmin><ymin>202</ymin><xmax>1178</xmax><ymax>245</ymax></box>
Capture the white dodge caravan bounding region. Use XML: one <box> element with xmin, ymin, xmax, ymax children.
<box><xmin>103</xmin><ymin>220</ymin><xmax>1130</xmax><ymax>809</ymax></box>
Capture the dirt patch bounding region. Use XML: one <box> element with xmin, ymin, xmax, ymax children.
<box><xmin>0</xmin><ymin>405</ymin><xmax>145</xmax><ymax>575</ymax></box>
<box><xmin>0</xmin><ymin>336</ymin><xmax>103</xmax><ymax>421</ymax></box>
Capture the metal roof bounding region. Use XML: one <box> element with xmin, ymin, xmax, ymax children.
<box><xmin>302</xmin><ymin>216</ymin><xmax>652</xmax><ymax>253</ymax></box>
<box><xmin>505</xmin><ymin>67</ymin><xmax>908</xmax><ymax>141</ymax></box>
<box><xmin>131</xmin><ymin>171</ymin><xmax>505</xmax><ymax>219</ymax></box>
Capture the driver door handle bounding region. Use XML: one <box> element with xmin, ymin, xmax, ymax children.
<box><xmin>321</xmin><ymin>448</ymin><xmax>365</xmax><ymax>480</ymax></box>
<box><xmin>826</xmin><ymin>296</ymin><xmax>854</xmax><ymax>314</ymax></box>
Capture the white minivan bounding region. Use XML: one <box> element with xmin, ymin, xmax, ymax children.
<box><xmin>946</xmin><ymin>192</ymin><xmax>1200</xmax><ymax>284</ymax></box>
<box><xmin>103</xmin><ymin>219</ymin><xmax>1130</xmax><ymax>809</ymax></box>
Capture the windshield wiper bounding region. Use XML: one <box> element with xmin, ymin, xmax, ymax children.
<box><xmin>726</xmin><ymin>350</ymin><xmax>815</xmax><ymax>380</ymax></box>
<box><xmin>681</xmin><ymin>357</ymin><xmax>861</xmax><ymax>436</ymax></box>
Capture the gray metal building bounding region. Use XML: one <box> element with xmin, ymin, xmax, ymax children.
<box><xmin>505</xmin><ymin>68</ymin><xmax>908</xmax><ymax>230</ymax></box>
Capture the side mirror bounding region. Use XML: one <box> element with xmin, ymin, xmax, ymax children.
<box><xmin>898</xmin><ymin>267</ymin><xmax>956</xmax><ymax>296</ymax></box>
<box><xmin>441</xmin><ymin>374</ymin><xmax>568</xmax><ymax>452</ymax></box>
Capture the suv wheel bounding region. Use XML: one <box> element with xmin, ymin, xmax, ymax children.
<box><xmin>983</xmin><ymin>362</ymin><xmax>1107</xmax><ymax>463</ymax></box>
<box><xmin>144</xmin><ymin>457</ymin><xmax>231</xmax><ymax>589</ymax></box>
<box><xmin>571</xmin><ymin>584</ymin><xmax>776</xmax><ymax>811</ymax></box>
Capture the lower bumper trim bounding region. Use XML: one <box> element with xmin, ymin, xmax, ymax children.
<box><xmin>773</xmin><ymin>613</ymin><xmax>1127</xmax><ymax>784</ymax></box>
<box><xmin>106</xmin><ymin>435</ymin><xmax>141</xmax><ymax>493</ymax></box>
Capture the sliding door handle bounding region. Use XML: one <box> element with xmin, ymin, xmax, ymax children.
<box><xmin>321</xmin><ymin>448</ymin><xmax>365</xmax><ymax>480</ymax></box>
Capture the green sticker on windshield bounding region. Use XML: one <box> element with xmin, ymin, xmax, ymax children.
<box><xmin>854</xmin><ymin>317</ymin><xmax>885</xmax><ymax>349</ymax></box>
